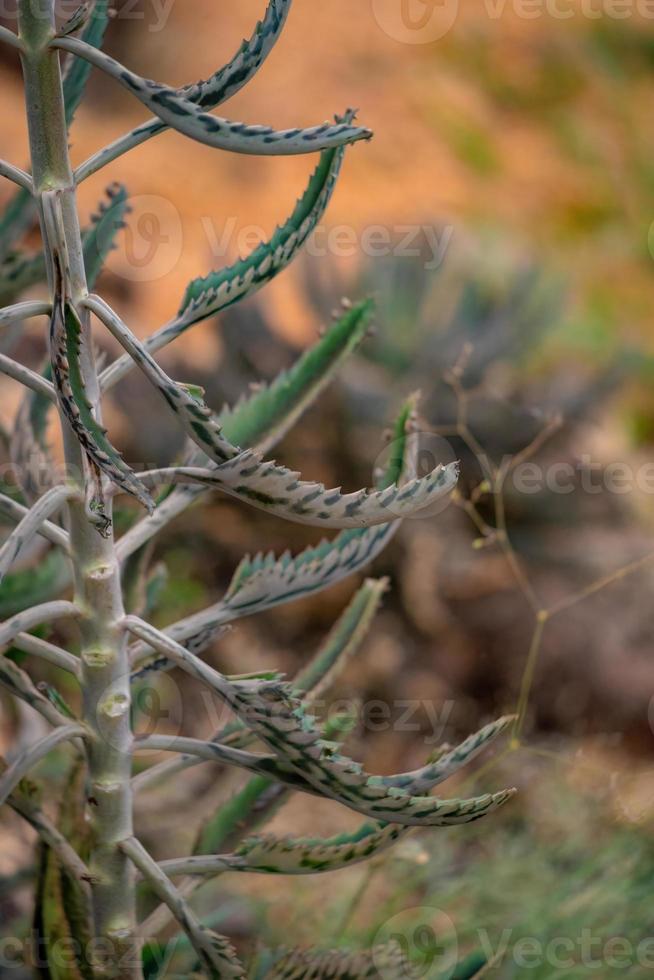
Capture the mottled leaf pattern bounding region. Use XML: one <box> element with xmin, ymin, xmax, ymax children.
<box><xmin>184</xmin><ymin>724</ymin><xmax>515</xmax><ymax>876</ymax></box>
<box><xmin>189</xmin><ymin>586</ymin><xmax>383</xmax><ymax>856</ymax></box>
<box><xmin>127</xmin><ymin>399</ymin><xmax>417</xmax><ymax>670</ymax></box>
<box><xmin>182</xmin><ymin>0</ymin><xmax>293</xmax><ymax>109</ymax></box>
<box><xmin>114</xmin><ymin>302</ymin><xmax>382</xmax><ymax>561</ymax></box>
<box><xmin>261</xmin><ymin>945</ymin><xmax>406</xmax><ymax>980</ymax></box>
<box><xmin>220</xmin><ymin>525</ymin><xmax>397</xmax><ymax>626</ymax></box>
<box><xmin>381</xmin><ymin>715</ymin><xmax>515</xmax><ymax>792</ymax></box>
<box><xmin>164</xmin><ymin>822</ymin><xmax>408</xmax><ymax>878</ymax></box>
<box><xmin>175</xmin><ymin>127</ymin><xmax>359</xmax><ymax>330</ymax></box>
<box><xmin>214</xmin><ymin>679</ymin><xmax>515</xmax><ymax>827</ymax></box>
<box><xmin>56</xmin><ymin>37</ymin><xmax>372</xmax><ymax>157</ymax></box>
<box><xmin>75</xmin><ymin>0</ymin><xmax>294</xmax><ymax>181</ymax></box>
<box><xmin>192</xmin><ymin>715</ymin><xmax>358</xmax><ymax>857</ymax></box>
<box><xmin>88</xmin><ymin>295</ymin><xmax>457</xmax><ymax>528</ymax></box>
<box><xmin>182</xmin><ymin>397</ymin><xmax>419</xmax><ymax>632</ymax></box>
<box><xmin>158</xmin><ymin>455</ymin><xmax>457</xmax><ymax>530</ymax></box>
<box><xmin>49</xmin><ymin>284</ymin><xmax>153</xmax><ymax>518</ymax></box>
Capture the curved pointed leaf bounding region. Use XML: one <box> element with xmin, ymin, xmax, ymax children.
<box><xmin>101</xmin><ymin>145</ymin><xmax>365</xmax><ymax>392</ymax></box>
<box><xmin>190</xmin><ymin>586</ymin><xmax>383</xmax><ymax>854</ymax></box>
<box><xmin>381</xmin><ymin>715</ymin><xmax>515</xmax><ymax>793</ymax></box>
<box><xmin>88</xmin><ymin>296</ymin><xmax>456</xmax><ymax>528</ymax></box>
<box><xmin>182</xmin><ymin>0</ymin><xmax>293</xmax><ymax>108</ymax></box>
<box><xmin>174</xmin><ymin>124</ymin><xmax>359</xmax><ymax>331</ymax></box>
<box><xmin>164</xmin><ymin>822</ymin><xmax>408</xmax><ymax>878</ymax></box>
<box><xmin>220</xmin><ymin>679</ymin><xmax>515</xmax><ymax>827</ymax></box>
<box><xmin>50</xmin><ymin>290</ymin><xmax>153</xmax><ymax>518</ymax></box>
<box><xmin>218</xmin><ymin>299</ymin><xmax>373</xmax><ymax>454</ymax></box>
<box><xmin>163</xmin><ymin>454</ymin><xmax>457</xmax><ymax>530</ymax></box>
<box><xmin>55</xmin><ymin>37</ymin><xmax>372</xmax><ymax>156</ymax></box>
<box><xmin>127</xmin><ymin>398</ymin><xmax>418</xmax><ymax>668</ymax></box>
<box><xmin>260</xmin><ymin>945</ymin><xmax>406</xmax><ymax>980</ymax></box>
<box><xmin>76</xmin><ymin>0</ymin><xmax>294</xmax><ymax>182</ymax></box>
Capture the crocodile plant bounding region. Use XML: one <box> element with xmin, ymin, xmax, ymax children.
<box><xmin>0</xmin><ymin>2</ymin><xmax>515</xmax><ymax>977</ymax></box>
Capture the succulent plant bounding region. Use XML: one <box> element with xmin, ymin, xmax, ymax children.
<box><xmin>0</xmin><ymin>3</ymin><xmax>514</xmax><ymax>976</ymax></box>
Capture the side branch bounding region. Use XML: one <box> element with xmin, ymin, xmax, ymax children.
<box><xmin>0</xmin><ymin>160</ymin><xmax>32</xmax><ymax>191</ymax></box>
<box><xmin>9</xmin><ymin>789</ymin><xmax>93</xmax><ymax>902</ymax></box>
<box><xmin>74</xmin><ymin>0</ymin><xmax>293</xmax><ymax>183</ymax></box>
<box><xmin>52</xmin><ymin>36</ymin><xmax>371</xmax><ymax>157</ymax></box>
<box><xmin>0</xmin><ymin>724</ymin><xmax>87</xmax><ymax>807</ymax></box>
<box><xmin>0</xmin><ymin>655</ymin><xmax>78</xmax><ymax>727</ymax></box>
<box><xmin>0</xmin><ymin>25</ymin><xmax>22</xmax><ymax>51</ymax></box>
<box><xmin>11</xmin><ymin>633</ymin><xmax>80</xmax><ymax>676</ymax></box>
<box><xmin>0</xmin><ymin>354</ymin><xmax>57</xmax><ymax>401</ymax></box>
<box><xmin>133</xmin><ymin>735</ymin><xmax>315</xmax><ymax>795</ymax></box>
<box><xmin>0</xmin><ymin>302</ymin><xmax>50</xmax><ymax>328</ymax></box>
<box><xmin>0</xmin><ymin>494</ymin><xmax>70</xmax><ymax>552</ymax></box>
<box><xmin>120</xmin><ymin>836</ymin><xmax>246</xmax><ymax>978</ymax></box>
<box><xmin>0</xmin><ymin>485</ymin><xmax>75</xmax><ymax>582</ymax></box>
<box><xmin>0</xmin><ymin>601</ymin><xmax>79</xmax><ymax>651</ymax></box>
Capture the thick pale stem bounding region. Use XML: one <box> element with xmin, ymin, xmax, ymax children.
<box><xmin>17</xmin><ymin>2</ymin><xmax>141</xmax><ymax>975</ymax></box>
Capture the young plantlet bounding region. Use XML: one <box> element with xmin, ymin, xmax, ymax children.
<box><xmin>0</xmin><ymin>2</ymin><xmax>515</xmax><ymax>977</ymax></box>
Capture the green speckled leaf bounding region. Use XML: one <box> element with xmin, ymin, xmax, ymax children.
<box><xmin>58</xmin><ymin>38</ymin><xmax>371</xmax><ymax>158</ymax></box>
<box><xmin>176</xmin><ymin>126</ymin><xmax>358</xmax><ymax>330</ymax></box>
<box><xmin>260</xmin><ymin>944</ymin><xmax>406</xmax><ymax>980</ymax></box>
<box><xmin>218</xmin><ymin>300</ymin><xmax>373</xmax><ymax>453</ymax></box>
